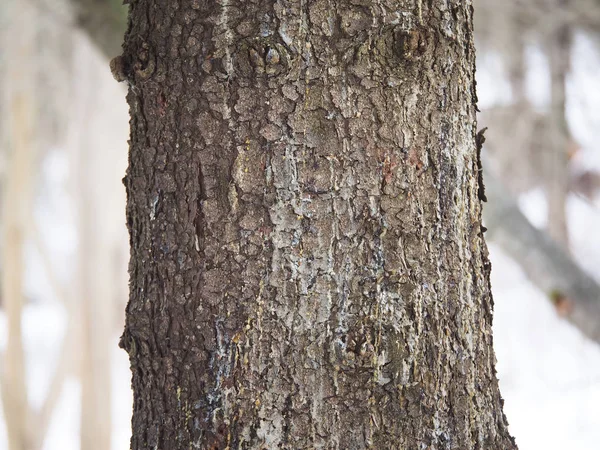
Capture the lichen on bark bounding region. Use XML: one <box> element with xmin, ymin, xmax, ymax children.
<box><xmin>120</xmin><ymin>1</ymin><xmax>517</xmax><ymax>449</ymax></box>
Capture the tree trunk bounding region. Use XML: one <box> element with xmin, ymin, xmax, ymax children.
<box><xmin>70</xmin><ymin>38</ymin><xmax>114</xmax><ymax>450</ymax></box>
<box><xmin>1</xmin><ymin>1</ymin><xmax>35</xmax><ymax>449</ymax></box>
<box><xmin>120</xmin><ymin>1</ymin><xmax>516</xmax><ymax>448</ymax></box>
<box><xmin>545</xmin><ymin>5</ymin><xmax>571</xmax><ymax>248</ymax></box>
<box><xmin>70</xmin><ymin>0</ymin><xmax>128</xmax><ymax>59</ymax></box>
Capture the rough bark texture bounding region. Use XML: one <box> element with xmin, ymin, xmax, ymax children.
<box><xmin>120</xmin><ymin>1</ymin><xmax>516</xmax><ymax>448</ymax></box>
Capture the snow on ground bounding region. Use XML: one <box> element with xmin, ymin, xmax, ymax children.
<box><xmin>0</xmin><ymin>304</ymin><xmax>132</xmax><ymax>450</ymax></box>
<box><xmin>492</xmin><ymin>244</ymin><xmax>600</xmax><ymax>450</ymax></box>
<box><xmin>488</xmin><ymin>31</ymin><xmax>600</xmax><ymax>449</ymax></box>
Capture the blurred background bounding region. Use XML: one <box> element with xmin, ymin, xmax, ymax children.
<box><xmin>1</xmin><ymin>0</ymin><xmax>600</xmax><ymax>449</ymax></box>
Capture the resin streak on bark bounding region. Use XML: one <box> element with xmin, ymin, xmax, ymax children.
<box><xmin>121</xmin><ymin>1</ymin><xmax>516</xmax><ymax>448</ymax></box>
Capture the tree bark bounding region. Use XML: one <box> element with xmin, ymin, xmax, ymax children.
<box><xmin>120</xmin><ymin>1</ymin><xmax>516</xmax><ymax>448</ymax></box>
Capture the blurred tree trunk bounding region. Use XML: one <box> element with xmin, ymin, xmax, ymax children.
<box><xmin>545</xmin><ymin>5</ymin><xmax>571</xmax><ymax>247</ymax></box>
<box><xmin>2</xmin><ymin>101</ymin><xmax>33</xmax><ymax>450</ymax></box>
<box><xmin>1</xmin><ymin>1</ymin><xmax>35</xmax><ymax>449</ymax></box>
<box><xmin>70</xmin><ymin>0</ymin><xmax>128</xmax><ymax>59</ymax></box>
<box><xmin>120</xmin><ymin>1</ymin><xmax>516</xmax><ymax>448</ymax></box>
<box><xmin>76</xmin><ymin>140</ymin><xmax>113</xmax><ymax>450</ymax></box>
<box><xmin>483</xmin><ymin>166</ymin><xmax>600</xmax><ymax>342</ymax></box>
<box><xmin>68</xmin><ymin>39</ymin><xmax>114</xmax><ymax>450</ymax></box>
<box><xmin>506</xmin><ymin>8</ymin><xmax>527</xmax><ymax>104</ymax></box>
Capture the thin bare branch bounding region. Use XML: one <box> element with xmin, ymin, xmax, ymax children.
<box><xmin>484</xmin><ymin>166</ymin><xmax>600</xmax><ymax>343</ymax></box>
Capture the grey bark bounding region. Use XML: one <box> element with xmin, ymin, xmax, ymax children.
<box><xmin>119</xmin><ymin>1</ymin><xmax>516</xmax><ymax>449</ymax></box>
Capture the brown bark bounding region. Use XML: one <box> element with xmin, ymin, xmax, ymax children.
<box><xmin>120</xmin><ymin>1</ymin><xmax>516</xmax><ymax>449</ymax></box>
